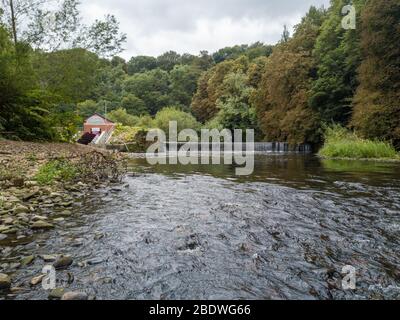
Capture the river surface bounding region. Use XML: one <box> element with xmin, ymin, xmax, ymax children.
<box><xmin>1</xmin><ymin>154</ymin><xmax>400</xmax><ymax>300</ymax></box>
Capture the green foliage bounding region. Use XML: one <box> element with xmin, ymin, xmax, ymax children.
<box><xmin>32</xmin><ymin>48</ymin><xmax>101</xmax><ymax>103</ymax></box>
<box><xmin>351</xmin><ymin>0</ymin><xmax>400</xmax><ymax>148</ymax></box>
<box><xmin>127</xmin><ymin>56</ymin><xmax>158</xmax><ymax>75</ymax></box>
<box><xmin>153</xmin><ymin>107</ymin><xmax>201</xmax><ymax>135</ymax></box>
<box><xmin>212</xmin><ymin>72</ymin><xmax>258</xmax><ymax>132</ymax></box>
<box><xmin>319</xmin><ymin>125</ymin><xmax>398</xmax><ymax>159</ymax></box>
<box><xmin>120</xmin><ymin>94</ymin><xmax>147</xmax><ymax>116</ymax></box>
<box><xmin>35</xmin><ymin>159</ymin><xmax>78</xmax><ymax>185</ymax></box>
<box><xmin>107</xmin><ymin>108</ymin><xmax>140</xmax><ymax>127</ymax></box>
<box><xmin>310</xmin><ymin>0</ymin><xmax>365</xmax><ymax>124</ymax></box>
<box><xmin>123</xmin><ymin>68</ymin><xmax>171</xmax><ymax>115</ymax></box>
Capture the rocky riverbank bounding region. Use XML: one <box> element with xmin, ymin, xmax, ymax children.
<box><xmin>0</xmin><ymin>141</ymin><xmax>126</xmax><ymax>299</ymax></box>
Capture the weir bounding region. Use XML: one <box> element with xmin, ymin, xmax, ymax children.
<box><xmin>161</xmin><ymin>142</ymin><xmax>312</xmax><ymax>153</ymax></box>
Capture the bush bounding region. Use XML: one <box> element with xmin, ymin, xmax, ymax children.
<box><xmin>153</xmin><ymin>107</ymin><xmax>200</xmax><ymax>135</ymax></box>
<box><xmin>319</xmin><ymin>125</ymin><xmax>398</xmax><ymax>159</ymax></box>
<box><xmin>107</xmin><ymin>108</ymin><xmax>140</xmax><ymax>126</ymax></box>
<box><xmin>35</xmin><ymin>159</ymin><xmax>78</xmax><ymax>185</ymax></box>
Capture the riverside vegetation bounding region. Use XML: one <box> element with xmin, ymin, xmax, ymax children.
<box><xmin>1</xmin><ymin>0</ymin><xmax>399</xmax><ymax>155</ymax></box>
<box><xmin>0</xmin><ymin>141</ymin><xmax>125</xmax><ymax>298</ymax></box>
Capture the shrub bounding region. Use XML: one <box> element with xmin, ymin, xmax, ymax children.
<box><xmin>153</xmin><ymin>107</ymin><xmax>201</xmax><ymax>135</ymax></box>
<box><xmin>319</xmin><ymin>125</ymin><xmax>398</xmax><ymax>159</ymax></box>
<box><xmin>35</xmin><ymin>159</ymin><xmax>78</xmax><ymax>185</ymax></box>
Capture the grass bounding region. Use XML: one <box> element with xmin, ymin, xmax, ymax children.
<box><xmin>319</xmin><ymin>125</ymin><xmax>399</xmax><ymax>160</ymax></box>
<box><xmin>34</xmin><ymin>159</ymin><xmax>78</xmax><ymax>185</ymax></box>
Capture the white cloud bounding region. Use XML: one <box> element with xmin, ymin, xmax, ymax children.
<box><xmin>79</xmin><ymin>0</ymin><xmax>331</xmax><ymax>59</ymax></box>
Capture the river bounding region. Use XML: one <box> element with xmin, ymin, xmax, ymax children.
<box><xmin>1</xmin><ymin>154</ymin><xmax>400</xmax><ymax>300</ymax></box>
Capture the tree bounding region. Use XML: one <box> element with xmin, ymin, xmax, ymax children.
<box><xmin>1</xmin><ymin>0</ymin><xmax>126</xmax><ymax>57</ymax></box>
<box><xmin>251</xmin><ymin>7</ymin><xmax>326</xmax><ymax>144</ymax></box>
<box><xmin>156</xmin><ymin>51</ymin><xmax>181</xmax><ymax>71</ymax></box>
<box><xmin>107</xmin><ymin>108</ymin><xmax>139</xmax><ymax>127</ymax></box>
<box><xmin>120</xmin><ymin>94</ymin><xmax>147</xmax><ymax>116</ymax></box>
<box><xmin>127</xmin><ymin>55</ymin><xmax>158</xmax><ymax>75</ymax></box>
<box><xmin>351</xmin><ymin>0</ymin><xmax>400</xmax><ymax>147</ymax></box>
<box><xmin>123</xmin><ymin>68</ymin><xmax>171</xmax><ymax>115</ymax></box>
<box><xmin>191</xmin><ymin>56</ymin><xmax>249</xmax><ymax>123</ymax></box>
<box><xmin>76</xmin><ymin>100</ymin><xmax>102</xmax><ymax>118</ymax></box>
<box><xmin>32</xmin><ymin>48</ymin><xmax>100</xmax><ymax>103</ymax></box>
<box><xmin>210</xmin><ymin>72</ymin><xmax>258</xmax><ymax>133</ymax></box>
<box><xmin>153</xmin><ymin>107</ymin><xmax>201</xmax><ymax>135</ymax></box>
<box><xmin>310</xmin><ymin>0</ymin><xmax>365</xmax><ymax>124</ymax></box>
<box><xmin>169</xmin><ymin>64</ymin><xmax>202</xmax><ymax>110</ymax></box>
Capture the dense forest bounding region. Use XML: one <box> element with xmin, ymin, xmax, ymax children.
<box><xmin>0</xmin><ymin>0</ymin><xmax>399</xmax><ymax>148</ymax></box>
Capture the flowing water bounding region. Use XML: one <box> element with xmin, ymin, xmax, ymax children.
<box><xmin>1</xmin><ymin>154</ymin><xmax>400</xmax><ymax>300</ymax></box>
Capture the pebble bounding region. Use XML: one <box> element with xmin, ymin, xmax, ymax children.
<box><xmin>21</xmin><ymin>255</ymin><xmax>35</xmax><ymax>266</ymax></box>
<box><xmin>31</xmin><ymin>221</ymin><xmax>55</xmax><ymax>230</ymax></box>
<box><xmin>0</xmin><ymin>273</ymin><xmax>11</xmax><ymax>290</ymax></box>
<box><xmin>39</xmin><ymin>254</ymin><xmax>58</xmax><ymax>262</ymax></box>
<box><xmin>53</xmin><ymin>255</ymin><xmax>73</xmax><ymax>270</ymax></box>
<box><xmin>30</xmin><ymin>274</ymin><xmax>45</xmax><ymax>286</ymax></box>
<box><xmin>61</xmin><ymin>291</ymin><xmax>88</xmax><ymax>301</ymax></box>
<box><xmin>48</xmin><ymin>288</ymin><xmax>65</xmax><ymax>300</ymax></box>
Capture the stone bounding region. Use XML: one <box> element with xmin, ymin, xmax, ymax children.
<box><xmin>53</xmin><ymin>218</ymin><xmax>65</xmax><ymax>223</ymax></box>
<box><xmin>2</xmin><ymin>228</ymin><xmax>18</xmax><ymax>235</ymax></box>
<box><xmin>39</xmin><ymin>254</ymin><xmax>58</xmax><ymax>262</ymax></box>
<box><xmin>53</xmin><ymin>255</ymin><xmax>73</xmax><ymax>270</ymax></box>
<box><xmin>10</xmin><ymin>287</ymin><xmax>26</xmax><ymax>294</ymax></box>
<box><xmin>61</xmin><ymin>291</ymin><xmax>88</xmax><ymax>301</ymax></box>
<box><xmin>13</xmin><ymin>205</ymin><xmax>29</xmax><ymax>214</ymax></box>
<box><xmin>59</xmin><ymin>210</ymin><xmax>72</xmax><ymax>217</ymax></box>
<box><xmin>3</xmin><ymin>217</ymin><xmax>13</xmax><ymax>225</ymax></box>
<box><xmin>22</xmin><ymin>190</ymin><xmax>39</xmax><ymax>201</ymax></box>
<box><xmin>32</xmin><ymin>215</ymin><xmax>48</xmax><ymax>221</ymax></box>
<box><xmin>0</xmin><ymin>234</ymin><xmax>7</xmax><ymax>241</ymax></box>
<box><xmin>48</xmin><ymin>288</ymin><xmax>65</xmax><ymax>300</ymax></box>
<box><xmin>21</xmin><ymin>255</ymin><xmax>35</xmax><ymax>266</ymax></box>
<box><xmin>31</xmin><ymin>221</ymin><xmax>54</xmax><ymax>230</ymax></box>
<box><xmin>0</xmin><ymin>273</ymin><xmax>11</xmax><ymax>290</ymax></box>
<box><xmin>30</xmin><ymin>274</ymin><xmax>45</xmax><ymax>286</ymax></box>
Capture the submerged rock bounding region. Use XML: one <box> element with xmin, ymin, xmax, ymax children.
<box><xmin>61</xmin><ymin>291</ymin><xmax>88</xmax><ymax>301</ymax></box>
<box><xmin>48</xmin><ymin>288</ymin><xmax>65</xmax><ymax>300</ymax></box>
<box><xmin>53</xmin><ymin>255</ymin><xmax>73</xmax><ymax>270</ymax></box>
<box><xmin>30</xmin><ymin>274</ymin><xmax>45</xmax><ymax>286</ymax></box>
<box><xmin>0</xmin><ymin>273</ymin><xmax>11</xmax><ymax>290</ymax></box>
<box><xmin>21</xmin><ymin>255</ymin><xmax>35</xmax><ymax>266</ymax></box>
<box><xmin>39</xmin><ymin>254</ymin><xmax>58</xmax><ymax>262</ymax></box>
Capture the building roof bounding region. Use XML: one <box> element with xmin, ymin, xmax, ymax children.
<box><xmin>84</xmin><ymin>113</ymin><xmax>115</xmax><ymax>124</ymax></box>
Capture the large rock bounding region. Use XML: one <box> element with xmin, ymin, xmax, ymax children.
<box><xmin>31</xmin><ymin>221</ymin><xmax>54</xmax><ymax>230</ymax></box>
<box><xmin>30</xmin><ymin>274</ymin><xmax>45</xmax><ymax>286</ymax></box>
<box><xmin>53</xmin><ymin>255</ymin><xmax>73</xmax><ymax>270</ymax></box>
<box><xmin>13</xmin><ymin>205</ymin><xmax>30</xmax><ymax>215</ymax></box>
<box><xmin>61</xmin><ymin>291</ymin><xmax>88</xmax><ymax>301</ymax></box>
<box><xmin>21</xmin><ymin>255</ymin><xmax>35</xmax><ymax>266</ymax></box>
<box><xmin>48</xmin><ymin>288</ymin><xmax>65</xmax><ymax>300</ymax></box>
<box><xmin>0</xmin><ymin>273</ymin><xmax>11</xmax><ymax>290</ymax></box>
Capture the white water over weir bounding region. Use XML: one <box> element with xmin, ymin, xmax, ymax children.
<box><xmin>161</xmin><ymin>142</ymin><xmax>312</xmax><ymax>153</ymax></box>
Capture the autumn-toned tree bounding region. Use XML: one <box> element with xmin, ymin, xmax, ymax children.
<box><xmin>251</xmin><ymin>6</ymin><xmax>326</xmax><ymax>144</ymax></box>
<box><xmin>351</xmin><ymin>0</ymin><xmax>400</xmax><ymax>147</ymax></box>
<box><xmin>191</xmin><ymin>56</ymin><xmax>248</xmax><ymax>123</ymax></box>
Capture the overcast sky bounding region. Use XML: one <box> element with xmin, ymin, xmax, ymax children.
<box><xmin>80</xmin><ymin>0</ymin><xmax>330</xmax><ymax>59</ymax></box>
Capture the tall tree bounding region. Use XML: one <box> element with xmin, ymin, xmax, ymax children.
<box><xmin>351</xmin><ymin>0</ymin><xmax>400</xmax><ymax>147</ymax></box>
<box><xmin>310</xmin><ymin>0</ymin><xmax>366</xmax><ymax>124</ymax></box>
<box><xmin>1</xmin><ymin>0</ymin><xmax>126</xmax><ymax>57</ymax></box>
